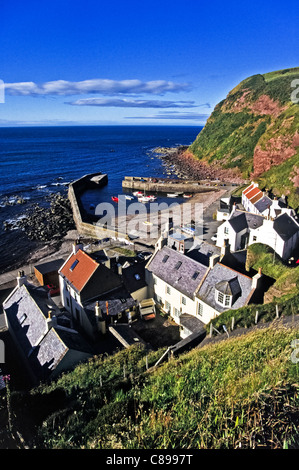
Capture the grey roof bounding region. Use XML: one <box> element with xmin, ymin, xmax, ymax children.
<box><xmin>84</xmin><ymin>287</ymin><xmax>137</xmax><ymax>323</ymax></box>
<box><xmin>122</xmin><ymin>260</ymin><xmax>147</xmax><ymax>294</ymax></box>
<box><xmin>186</xmin><ymin>241</ymin><xmax>221</xmax><ymax>266</ymax></box>
<box><xmin>34</xmin><ymin>258</ymin><xmax>65</xmax><ymax>275</ymax></box>
<box><xmin>274</xmin><ymin>213</ymin><xmax>299</xmax><ymax>241</ymax></box>
<box><xmin>179</xmin><ymin>313</ymin><xmax>206</xmax><ymax>335</ymax></box>
<box><xmin>108</xmin><ymin>324</ymin><xmax>148</xmax><ymax>349</ymax></box>
<box><xmin>3</xmin><ymin>284</ymin><xmax>92</xmax><ymax>381</ymax></box>
<box><xmin>215</xmin><ymin>277</ymin><xmax>241</xmax><ymax>296</ymax></box>
<box><xmin>147</xmin><ymin>246</ymin><xmax>208</xmax><ymax>299</ymax></box>
<box><xmin>254</xmin><ymin>196</ymin><xmax>272</xmax><ymax>213</ymax></box>
<box><xmin>197</xmin><ymin>263</ymin><xmax>254</xmax><ymax>313</ymax></box>
<box><xmin>229</xmin><ymin>210</ymin><xmax>264</xmax><ymax>233</ymax></box>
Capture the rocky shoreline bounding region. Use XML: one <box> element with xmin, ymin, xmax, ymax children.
<box><xmin>153</xmin><ymin>145</ymin><xmax>245</xmax><ymax>183</ymax></box>
<box><xmin>3</xmin><ymin>192</ymin><xmax>75</xmax><ymax>242</ymax></box>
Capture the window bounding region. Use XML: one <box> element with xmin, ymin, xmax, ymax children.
<box><xmin>216</xmin><ymin>290</ymin><xmax>232</xmax><ymax>308</ymax></box>
<box><xmin>224</xmin><ymin>227</ymin><xmax>229</xmax><ymax>235</ymax></box>
<box><xmin>175</xmin><ymin>261</ymin><xmax>182</xmax><ymax>270</ymax></box>
<box><xmin>166</xmin><ymin>285</ymin><xmax>171</xmax><ymax>295</ymax></box>
<box><xmin>162</xmin><ymin>255</ymin><xmax>169</xmax><ymax>263</ymax></box>
<box><xmin>165</xmin><ymin>301</ymin><xmax>171</xmax><ymax>312</ymax></box>
<box><xmin>253</xmin><ymin>235</ymin><xmax>257</xmax><ymax>242</ymax></box>
<box><xmin>174</xmin><ymin>307</ymin><xmax>180</xmax><ymax>318</ymax></box>
<box><xmin>197</xmin><ymin>303</ymin><xmax>203</xmax><ymax>316</ymax></box>
<box><xmin>70</xmin><ymin>259</ymin><xmax>79</xmax><ymax>271</ymax></box>
<box><xmin>19</xmin><ymin>313</ymin><xmax>27</xmax><ymax>325</ymax></box>
<box><xmin>181</xmin><ymin>296</ymin><xmax>186</xmax><ymax>306</ymax></box>
<box><xmin>192</xmin><ymin>271</ymin><xmax>199</xmax><ymax>280</ymax></box>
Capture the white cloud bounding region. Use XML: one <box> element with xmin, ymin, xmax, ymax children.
<box><xmin>125</xmin><ymin>111</ymin><xmax>210</xmax><ymax>121</ymax></box>
<box><xmin>4</xmin><ymin>79</ymin><xmax>191</xmax><ymax>96</ymax></box>
<box><xmin>66</xmin><ymin>98</ymin><xmax>198</xmax><ymax>108</ymax></box>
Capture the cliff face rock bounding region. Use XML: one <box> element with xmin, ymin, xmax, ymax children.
<box><xmin>189</xmin><ymin>67</ymin><xmax>299</xmax><ymax>207</ymax></box>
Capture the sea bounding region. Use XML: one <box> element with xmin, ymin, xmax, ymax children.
<box><xmin>0</xmin><ymin>125</ymin><xmax>202</xmax><ymax>273</ymax></box>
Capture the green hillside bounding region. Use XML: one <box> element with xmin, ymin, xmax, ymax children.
<box><xmin>189</xmin><ymin>68</ymin><xmax>299</xmax><ymax>208</ymax></box>
<box><xmin>2</xmin><ymin>324</ymin><xmax>299</xmax><ymax>449</ymax></box>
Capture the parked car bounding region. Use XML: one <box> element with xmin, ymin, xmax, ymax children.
<box><xmin>46</xmin><ymin>284</ymin><xmax>60</xmax><ymax>296</ymax></box>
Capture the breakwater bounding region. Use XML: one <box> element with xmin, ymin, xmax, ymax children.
<box><xmin>122</xmin><ymin>176</ymin><xmax>221</xmax><ymax>194</ymax></box>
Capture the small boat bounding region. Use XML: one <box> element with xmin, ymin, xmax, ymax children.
<box><xmin>133</xmin><ymin>191</ymin><xmax>143</xmax><ymax>197</ymax></box>
<box><xmin>111</xmin><ymin>196</ymin><xmax>119</xmax><ymax>202</ymax></box>
<box><xmin>125</xmin><ymin>195</ymin><xmax>134</xmax><ymax>200</ymax></box>
<box><xmin>183</xmin><ymin>194</ymin><xmax>192</xmax><ymax>198</ymax></box>
<box><xmin>138</xmin><ymin>196</ymin><xmax>149</xmax><ymax>203</ymax></box>
<box><xmin>167</xmin><ymin>193</ymin><xmax>179</xmax><ymax>198</ymax></box>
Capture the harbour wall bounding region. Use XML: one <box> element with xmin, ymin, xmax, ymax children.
<box><xmin>122</xmin><ymin>176</ymin><xmax>221</xmax><ymax>194</ymax></box>
<box><xmin>68</xmin><ymin>172</ymin><xmax>128</xmax><ymax>240</ymax></box>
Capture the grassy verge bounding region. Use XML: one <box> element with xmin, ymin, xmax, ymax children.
<box><xmin>3</xmin><ymin>324</ymin><xmax>298</xmax><ymax>449</ymax></box>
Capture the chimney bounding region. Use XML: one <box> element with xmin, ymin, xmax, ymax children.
<box><xmin>72</xmin><ymin>239</ymin><xmax>83</xmax><ymax>254</ymax></box>
<box><xmin>220</xmin><ymin>239</ymin><xmax>230</xmax><ymax>259</ymax></box>
<box><xmin>252</xmin><ymin>267</ymin><xmax>262</xmax><ymax>290</ymax></box>
<box><xmin>95</xmin><ymin>301</ymin><xmax>106</xmax><ymax>335</ymax></box>
<box><xmin>46</xmin><ymin>310</ymin><xmax>57</xmax><ymax>330</ymax></box>
<box><xmin>209</xmin><ymin>254</ymin><xmax>220</xmax><ymax>268</ymax></box>
<box><xmin>17</xmin><ymin>270</ymin><xmax>27</xmax><ymax>288</ymax></box>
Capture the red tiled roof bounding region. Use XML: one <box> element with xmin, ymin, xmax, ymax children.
<box><xmin>244</xmin><ymin>187</ymin><xmax>262</xmax><ymax>201</ymax></box>
<box><xmin>249</xmin><ymin>192</ymin><xmax>263</xmax><ymax>204</ymax></box>
<box><xmin>243</xmin><ymin>183</ymin><xmax>255</xmax><ymax>195</ymax></box>
<box><xmin>59</xmin><ymin>249</ymin><xmax>99</xmax><ymax>292</ymax></box>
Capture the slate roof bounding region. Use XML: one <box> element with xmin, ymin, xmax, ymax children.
<box><xmin>229</xmin><ymin>210</ymin><xmax>264</xmax><ymax>232</ymax></box>
<box><xmin>186</xmin><ymin>241</ymin><xmax>221</xmax><ymax>266</ymax></box>
<box><xmin>34</xmin><ymin>258</ymin><xmax>65</xmax><ymax>275</ymax></box>
<box><xmin>146</xmin><ymin>246</ymin><xmax>208</xmax><ymax>299</ymax></box>
<box><xmin>3</xmin><ymin>284</ymin><xmax>93</xmax><ymax>381</ymax></box>
<box><xmin>274</xmin><ymin>213</ymin><xmax>299</xmax><ymax>241</ymax></box>
<box><xmin>215</xmin><ymin>277</ymin><xmax>241</xmax><ymax>296</ymax></box>
<box><xmin>196</xmin><ymin>263</ymin><xmax>254</xmax><ymax>313</ymax></box>
<box><xmin>122</xmin><ymin>260</ymin><xmax>147</xmax><ymax>294</ymax></box>
<box><xmin>83</xmin><ymin>287</ymin><xmax>137</xmax><ymax>324</ymax></box>
<box><xmin>254</xmin><ymin>195</ymin><xmax>272</xmax><ymax>213</ymax></box>
<box><xmin>179</xmin><ymin>313</ymin><xmax>206</xmax><ymax>335</ymax></box>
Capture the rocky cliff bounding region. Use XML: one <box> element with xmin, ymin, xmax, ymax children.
<box><xmin>189</xmin><ymin>67</ymin><xmax>299</xmax><ymax>208</ymax></box>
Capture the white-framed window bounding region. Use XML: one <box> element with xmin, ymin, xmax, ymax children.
<box><xmin>173</xmin><ymin>307</ymin><xmax>180</xmax><ymax>318</ymax></box>
<box><xmin>197</xmin><ymin>302</ymin><xmax>203</xmax><ymax>316</ymax></box>
<box><xmin>224</xmin><ymin>227</ymin><xmax>229</xmax><ymax>235</ymax></box>
<box><xmin>165</xmin><ymin>300</ymin><xmax>171</xmax><ymax>312</ymax></box>
<box><xmin>181</xmin><ymin>296</ymin><xmax>186</xmax><ymax>306</ymax></box>
<box><xmin>216</xmin><ymin>290</ymin><xmax>232</xmax><ymax>308</ymax></box>
<box><xmin>166</xmin><ymin>285</ymin><xmax>171</xmax><ymax>295</ymax></box>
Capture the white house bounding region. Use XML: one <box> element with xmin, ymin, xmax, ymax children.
<box><xmin>242</xmin><ymin>182</ymin><xmax>295</xmax><ymax>218</ymax></box>
<box><xmin>216</xmin><ymin>207</ymin><xmax>299</xmax><ymax>260</ymax></box>
<box><xmin>145</xmin><ymin>234</ymin><xmax>261</xmax><ymax>338</ymax></box>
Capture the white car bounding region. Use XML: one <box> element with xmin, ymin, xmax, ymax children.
<box><xmin>211</xmin><ymin>234</ymin><xmax>217</xmax><ymax>242</ymax></box>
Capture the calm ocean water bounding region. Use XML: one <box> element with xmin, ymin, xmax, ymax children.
<box><xmin>0</xmin><ymin>125</ymin><xmax>201</xmax><ymax>273</ymax></box>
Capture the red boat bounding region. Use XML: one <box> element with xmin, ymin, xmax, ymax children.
<box><xmin>111</xmin><ymin>196</ymin><xmax>119</xmax><ymax>202</ymax></box>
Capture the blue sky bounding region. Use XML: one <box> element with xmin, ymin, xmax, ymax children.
<box><xmin>0</xmin><ymin>0</ymin><xmax>298</xmax><ymax>126</ymax></box>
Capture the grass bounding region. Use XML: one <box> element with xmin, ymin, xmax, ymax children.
<box><xmin>189</xmin><ymin>67</ymin><xmax>299</xmax><ymax>207</ymax></box>
<box><xmin>2</xmin><ymin>322</ymin><xmax>299</xmax><ymax>449</ymax></box>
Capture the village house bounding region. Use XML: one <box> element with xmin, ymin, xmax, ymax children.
<box><xmin>241</xmin><ymin>182</ymin><xmax>295</xmax><ymax>219</ymax></box>
<box><xmin>2</xmin><ymin>271</ymin><xmax>93</xmax><ymax>384</ymax></box>
<box><xmin>58</xmin><ymin>241</ymin><xmax>139</xmax><ymax>340</ymax></box>
<box><xmin>145</xmin><ymin>230</ymin><xmax>262</xmax><ymax>338</ymax></box>
<box><xmin>216</xmin><ymin>206</ymin><xmax>299</xmax><ymax>260</ymax></box>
